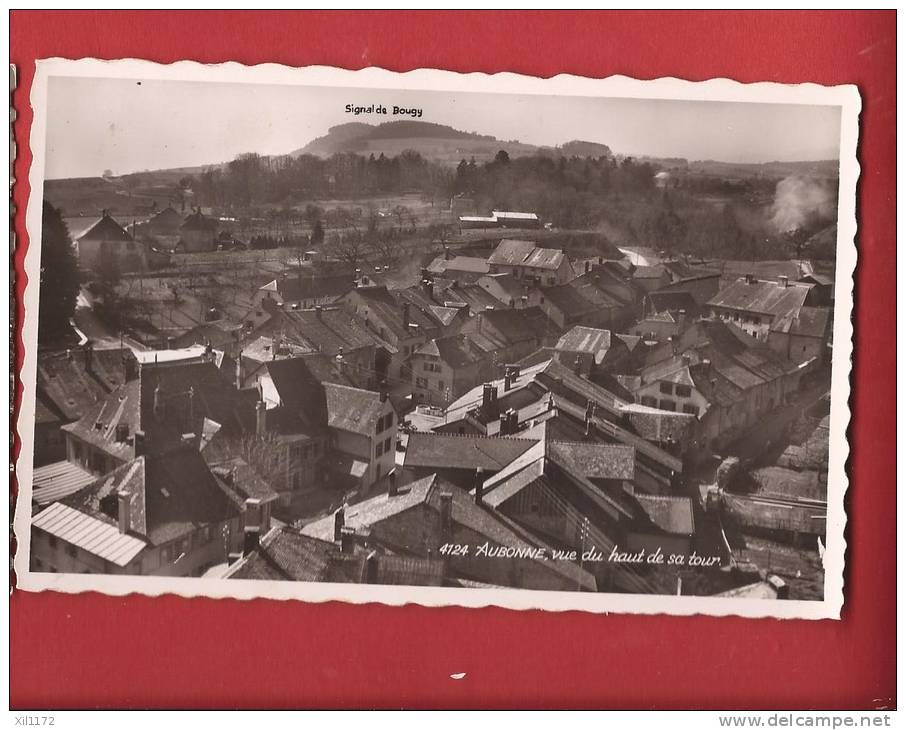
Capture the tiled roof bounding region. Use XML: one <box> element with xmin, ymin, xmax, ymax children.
<box><xmin>37</xmin><ymin>347</ymin><xmax>136</xmax><ymax>422</ymax></box>
<box><xmin>61</xmin><ymin>379</ymin><xmax>141</xmax><ymax>463</ymax></box>
<box><xmin>556</xmin><ymin>326</ymin><xmax>612</xmax><ymax>355</ymax></box>
<box><xmin>324</xmin><ymin>382</ymin><xmax>389</xmax><ymax>436</ymax></box>
<box><xmin>77</xmin><ymin>214</ymin><xmax>131</xmax><ymax>242</ymax></box>
<box><xmin>632</xmin><ymin>264</ymin><xmax>667</xmax><ymax>280</ymax></box>
<box><xmin>747</xmin><ymin>465</ymin><xmax>827</xmax><ymax>502</ymax></box>
<box><xmin>269</xmin><ymin>273</ymin><xmax>355</xmax><ymax>303</ymax></box>
<box><xmin>476</xmin><ymin>306</ymin><xmax>559</xmax><ymax>345</ymax></box>
<box><xmin>415</xmin><ymin>334</ymin><xmax>485</xmax><ymax>370</ymax></box>
<box><xmin>442</xmin><ymin>283</ymin><xmax>501</xmax><ymax>313</ymax></box>
<box><xmin>32</xmin><ymin>502</ymin><xmax>147</xmax><ymax>567</ymax></box>
<box><xmin>272</xmin><ymin>308</ymin><xmax>388</xmax><ymax>355</ymax></box>
<box><xmin>404</xmin><ymin>432</ymin><xmax>538</xmax><ymax>471</ymax></box>
<box><xmin>645</xmin><ymin>290</ymin><xmax>699</xmax><ymax>314</ymax></box>
<box><xmin>303</xmin><ymin>474</ymin><xmax>437</xmax><ymax>541</ymax></box>
<box><xmin>65</xmin><ymin>448</ymin><xmax>243</xmax><ymax>546</ymax></box>
<box><xmin>769</xmin><ymin>306</ymin><xmax>832</xmax><ymax>338</ymax></box>
<box><xmin>621</xmin><ymin>404</ymin><xmax>697</xmax><ymax>442</ymax></box>
<box><xmin>708</xmin><ymin>277</ymin><xmax>812</xmax><ymax>317</ymax></box>
<box><xmin>488</xmin><ymin>239</ymin><xmax>537</xmax><ymax>266</ymax></box>
<box><xmin>427</xmin><ymin>255</ymin><xmax>490</xmax><ymax>275</ymax></box>
<box><xmin>542</xmin><ymin>283</ymin><xmax>597</xmax><ymax>316</ymax></box>
<box><xmin>546</xmin><ymin>441</ymin><xmax>635</xmax><ymax>480</ymax></box>
<box><xmin>32</xmin><ymin>460</ymin><xmax>98</xmax><ymax>506</ymax></box>
<box><xmin>635</xmin><ymin>494</ymin><xmax>695</xmax><ymax>535</ymax></box>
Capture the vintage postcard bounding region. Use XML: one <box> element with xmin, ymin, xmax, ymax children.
<box><xmin>13</xmin><ymin>59</ymin><xmax>859</xmax><ymax>619</ymax></box>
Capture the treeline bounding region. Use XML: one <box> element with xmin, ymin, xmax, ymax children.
<box><xmin>190</xmin><ymin>150</ymin><xmax>453</xmax><ymax>209</ymax></box>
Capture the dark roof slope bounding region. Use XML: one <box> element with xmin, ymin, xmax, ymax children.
<box><xmin>78</xmin><ymin>214</ymin><xmax>131</xmax><ymax>242</ymax></box>
<box><xmin>404</xmin><ymin>433</ymin><xmax>538</xmax><ymax>471</ymax></box>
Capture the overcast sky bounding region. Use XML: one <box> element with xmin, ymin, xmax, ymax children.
<box><xmin>44</xmin><ymin>76</ymin><xmax>842</xmax><ymax>179</ymax></box>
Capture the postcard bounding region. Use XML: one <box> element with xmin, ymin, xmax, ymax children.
<box><xmin>13</xmin><ymin>58</ymin><xmax>859</xmax><ymax>619</ymax></box>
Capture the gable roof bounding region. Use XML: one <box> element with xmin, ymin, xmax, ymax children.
<box><xmin>708</xmin><ymin>277</ymin><xmax>812</xmax><ymax>317</ymax></box>
<box><xmin>476</xmin><ymin>306</ymin><xmax>558</xmax><ymax>345</ymax></box>
<box><xmin>635</xmin><ymin>494</ymin><xmax>695</xmax><ymax>535</ymax></box>
<box><xmin>37</xmin><ymin>347</ymin><xmax>136</xmax><ymax>422</ymax></box>
<box><xmin>488</xmin><ymin>239</ymin><xmax>565</xmax><ymax>271</ymax></box>
<box><xmin>427</xmin><ymin>255</ymin><xmax>490</xmax><ymax>276</ymax></box>
<box><xmin>181</xmin><ymin>210</ymin><xmax>217</xmax><ymax>231</ymax></box>
<box><xmin>270</xmin><ymin>308</ymin><xmax>389</xmax><ymax>355</ymax></box>
<box><xmin>556</xmin><ymin>326</ymin><xmax>613</xmax><ymax>355</ymax></box>
<box><xmin>404</xmin><ymin>433</ymin><xmax>538</xmax><ymax>472</ymax></box>
<box><xmin>769</xmin><ymin>306</ymin><xmax>832</xmax><ymax>338</ymax></box>
<box><xmin>267</xmin><ymin>273</ymin><xmax>355</xmax><ymax>303</ymax></box>
<box><xmin>324</xmin><ymin>383</ymin><xmax>389</xmax><ymax>436</ymax></box>
<box><xmin>415</xmin><ymin>334</ymin><xmax>486</xmax><ymax>369</ymax></box>
<box><xmin>77</xmin><ymin>214</ymin><xmax>131</xmax><ymax>242</ymax></box>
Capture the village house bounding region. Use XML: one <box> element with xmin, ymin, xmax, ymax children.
<box><xmin>425</xmin><ymin>254</ymin><xmax>490</xmax><ymax>284</ymax></box>
<box><xmin>708</xmin><ymin>275</ymin><xmax>821</xmax><ymax>342</ymax></box>
<box><xmin>656</xmin><ymin>259</ymin><xmax>722</xmax><ymax>305</ymax></box>
<box><xmin>440</xmin><ymin>281</ymin><xmax>507</xmax><ymax>315</ymax></box>
<box><xmin>553</xmin><ymin>326</ymin><xmax>633</xmax><ymax>377</ymax></box>
<box><xmin>539</xmin><ymin>282</ymin><xmax>607</xmax><ymax>330</ymax></box>
<box><xmin>459</xmin><ymin>306</ymin><xmax>561</xmax><ymax>365</ymax></box>
<box><xmin>631</xmin><ymin>264</ymin><xmax>672</xmax><ymax>293</ymax></box>
<box><xmin>400</xmin><ymin>432</ymin><xmax>539</xmax><ymax>488</ymax></box>
<box><xmin>476</xmin><ymin>438</ymin><xmax>696</xmax><ymax>579</ymax></box>
<box><xmin>491</xmin><ymin>210</ymin><xmax>542</xmax><ymax>229</ymax></box>
<box><xmin>224</xmin><ymin>524</ymin><xmax>444</xmax><ymax>586</ymax></box>
<box><xmin>409</xmin><ymin>334</ymin><xmax>496</xmax><ymax>407</ymax></box>
<box><xmin>322</xmin><ymin>382</ymin><xmax>397</xmax><ymax>489</ymax></box>
<box><xmin>30</xmin><ymin>445</ymin><xmax>271</xmax><ymax>578</ymax></box>
<box><xmin>563</xmin><ymin>267</ymin><xmax>642</xmax><ymax>331</ymax></box>
<box><xmin>145</xmin><ymin>205</ymin><xmax>183</xmax><ymax>236</ymax></box>
<box><xmin>253</xmin><ymin>272</ymin><xmax>355</xmax><ymax>323</ymax></box>
<box><xmin>487</xmin><ymin>239</ymin><xmax>575</xmax><ymax>286</ymax></box>
<box><xmin>635</xmin><ymin>319</ymin><xmax>805</xmax><ymax>453</ymax></box>
<box><xmin>75</xmin><ymin>211</ymin><xmax>144</xmax><ymax>271</ymax></box>
<box><xmin>476</xmin><ymin>273</ymin><xmax>544</xmax><ymax>310</ymax></box>
<box><xmin>339</xmin><ymin>284</ymin><xmax>466</xmax><ymax>394</ymax></box>
<box><xmin>33</xmin><ymin>346</ymin><xmax>137</xmax><ymax>467</ymax></box>
<box><xmin>766</xmin><ymin>306</ymin><xmax>833</xmax><ymax>365</ymax></box>
<box><xmin>179</xmin><ymin>209</ymin><xmax>218</xmax><ymax>252</ymax></box>
<box><xmin>258</xmin><ymin>307</ymin><xmax>389</xmax><ymax>391</ymax></box>
<box><xmin>301</xmin><ymin>473</ymin><xmax>596</xmax><ymax>591</ymax></box>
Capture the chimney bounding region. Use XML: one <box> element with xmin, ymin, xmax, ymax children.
<box><xmin>364</xmin><ymin>551</ymin><xmax>380</xmax><ymax>583</ymax></box>
<box><xmin>474</xmin><ymin>467</ymin><xmax>485</xmax><ymax>506</ymax></box>
<box><xmin>702</xmin><ymin>358</ymin><xmax>712</xmax><ymax>373</ymax></box>
<box><xmin>504</xmin><ymin>368</ymin><xmax>514</xmax><ymax>392</ymax></box>
<box><xmin>117</xmin><ymin>490</ymin><xmax>130</xmax><ymax>534</ymax></box>
<box><xmin>379</xmin><ymin>388</ymin><xmax>388</xmax><ymax>403</ymax></box>
<box><xmin>481</xmin><ymin>383</ymin><xmax>494</xmax><ymax>411</ymax></box>
<box><xmin>243</xmin><ymin>524</ymin><xmax>261</xmax><ymax>556</ymax></box>
<box><xmin>133</xmin><ymin>430</ymin><xmax>145</xmax><ymax>456</ymax></box>
<box><xmin>255</xmin><ymin>400</ymin><xmax>266</xmax><ymax>438</ymax></box>
<box><xmin>677</xmin><ymin>309</ymin><xmax>686</xmax><ymax>328</ymax></box>
<box><xmin>333</xmin><ymin>506</ymin><xmax>346</xmax><ymax>542</ymax></box>
<box><xmin>669</xmin><ymin>335</ymin><xmax>678</xmax><ymax>356</ymax></box>
<box><xmin>682</xmin><ymin>353</ymin><xmax>691</xmax><ymax>366</ymax></box>
<box><xmin>574</xmin><ymin>356</ymin><xmax>582</xmax><ymax>375</ymax></box>
<box><xmin>315</xmin><ymin>305</ymin><xmax>323</xmax><ymax>320</ymax></box>
<box><xmin>235</xmin><ymin>349</ymin><xmax>243</xmax><ymax>389</ymax></box>
<box><xmin>422</xmin><ymin>277</ymin><xmax>434</xmax><ymax>301</ymax></box>
<box><xmin>84</xmin><ymin>341</ymin><xmax>94</xmax><ymax>373</ymax></box>
<box><xmin>388</xmin><ymin>470</ymin><xmax>398</xmax><ymax>497</ymax></box>
<box><xmin>402</xmin><ymin>301</ymin><xmax>411</xmax><ymax>328</ymax></box>
<box><xmin>440</xmin><ymin>491</ymin><xmax>454</xmax><ymax>537</ymax></box>
<box><xmin>778</xmin><ymin>275</ymin><xmax>789</xmax><ymax>288</ymax></box>
<box><xmin>340</xmin><ymin>527</ymin><xmax>356</xmax><ymax>554</ymax></box>
<box><xmin>745</xmin><ymin>273</ymin><xmax>755</xmax><ymax>285</ymax></box>
<box><xmin>767</xmin><ymin>574</ymin><xmax>789</xmax><ymax>599</ymax></box>
<box><xmin>115</xmin><ymin>423</ymin><xmax>129</xmax><ymax>443</ymax></box>
<box><xmin>186</xmin><ymin>386</ymin><xmax>195</xmax><ymax>428</ymax></box>
<box><xmin>153</xmin><ymin>383</ymin><xmax>163</xmax><ymax>420</ymax></box>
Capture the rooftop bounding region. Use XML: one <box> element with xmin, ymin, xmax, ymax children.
<box><xmin>708</xmin><ymin>277</ymin><xmax>813</xmax><ymax>317</ymax></box>
<box><xmin>404</xmin><ymin>432</ymin><xmax>538</xmax><ymax>472</ymax></box>
<box><xmin>33</xmin><ymin>501</ymin><xmax>147</xmax><ymax>567</ymax></box>
<box><xmin>324</xmin><ymin>382</ymin><xmax>390</xmax><ymax>436</ymax></box>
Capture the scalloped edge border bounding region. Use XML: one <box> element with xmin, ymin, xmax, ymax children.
<box><xmin>13</xmin><ymin>58</ymin><xmax>860</xmax><ymax>620</ymax></box>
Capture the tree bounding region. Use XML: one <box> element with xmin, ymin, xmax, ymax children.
<box><xmin>311</xmin><ymin>220</ymin><xmax>325</xmax><ymax>247</ymax></box>
<box><xmin>38</xmin><ymin>201</ymin><xmax>80</xmax><ymax>343</ymax></box>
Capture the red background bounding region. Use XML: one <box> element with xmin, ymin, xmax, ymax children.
<box><xmin>10</xmin><ymin>11</ymin><xmax>896</xmax><ymax>710</ymax></box>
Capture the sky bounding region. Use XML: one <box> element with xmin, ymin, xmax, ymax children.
<box><xmin>44</xmin><ymin>76</ymin><xmax>843</xmax><ymax>179</ymax></box>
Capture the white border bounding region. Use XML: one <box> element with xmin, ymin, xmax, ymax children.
<box><xmin>14</xmin><ymin>58</ymin><xmax>860</xmax><ymax>620</ymax></box>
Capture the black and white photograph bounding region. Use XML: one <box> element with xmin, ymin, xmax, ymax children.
<box><xmin>14</xmin><ymin>60</ymin><xmax>858</xmax><ymax>618</ymax></box>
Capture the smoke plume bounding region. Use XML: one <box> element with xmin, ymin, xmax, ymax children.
<box><xmin>769</xmin><ymin>176</ymin><xmax>837</xmax><ymax>233</ymax></box>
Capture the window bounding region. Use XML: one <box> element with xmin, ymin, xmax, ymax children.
<box><xmin>675</xmin><ymin>384</ymin><xmax>692</xmax><ymax>398</ymax></box>
<box><xmin>436</xmin><ymin>380</ymin><xmax>445</xmax><ymax>392</ymax></box>
<box><xmin>416</xmin><ymin>377</ymin><xmax>428</xmax><ymax>389</ymax></box>
<box><xmin>375</xmin><ymin>441</ymin><xmax>384</xmax><ymax>458</ymax></box>
<box><xmin>383</xmin><ymin>437</ymin><xmax>391</xmax><ymax>453</ymax></box>
<box><xmin>659</xmin><ymin>399</ymin><xmax>676</xmax><ymax>412</ymax></box>
<box><xmin>641</xmin><ymin>396</ymin><xmax>657</xmax><ymax>408</ymax></box>
<box><xmin>682</xmin><ymin>404</ymin><xmax>699</xmax><ymax>416</ymax></box>
<box><xmin>659</xmin><ymin>382</ymin><xmax>673</xmax><ymax>395</ymax></box>
<box><xmin>375</xmin><ymin>416</ymin><xmax>384</xmax><ymax>435</ymax></box>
